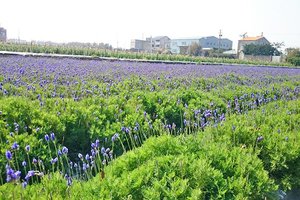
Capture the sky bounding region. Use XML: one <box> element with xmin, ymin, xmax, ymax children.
<box><xmin>0</xmin><ymin>0</ymin><xmax>299</xmax><ymax>50</ymax></box>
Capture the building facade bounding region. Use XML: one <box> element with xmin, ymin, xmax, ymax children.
<box><xmin>130</xmin><ymin>39</ymin><xmax>151</xmax><ymax>52</ymax></box>
<box><xmin>199</xmin><ymin>36</ymin><xmax>232</xmax><ymax>50</ymax></box>
<box><xmin>146</xmin><ymin>36</ymin><xmax>170</xmax><ymax>52</ymax></box>
<box><xmin>0</xmin><ymin>27</ymin><xmax>7</xmax><ymax>42</ymax></box>
<box><xmin>170</xmin><ymin>38</ymin><xmax>200</xmax><ymax>54</ymax></box>
<box><xmin>170</xmin><ymin>36</ymin><xmax>232</xmax><ymax>54</ymax></box>
<box><xmin>237</xmin><ymin>36</ymin><xmax>270</xmax><ymax>58</ymax></box>
<box><xmin>130</xmin><ymin>36</ymin><xmax>170</xmax><ymax>52</ymax></box>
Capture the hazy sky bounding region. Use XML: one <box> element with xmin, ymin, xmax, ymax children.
<box><xmin>0</xmin><ymin>0</ymin><xmax>299</xmax><ymax>49</ymax></box>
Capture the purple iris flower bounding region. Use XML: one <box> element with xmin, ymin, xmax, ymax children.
<box><xmin>51</xmin><ymin>157</ymin><xmax>58</xmax><ymax>164</ymax></box>
<box><xmin>25</xmin><ymin>170</ymin><xmax>35</xmax><ymax>181</ymax></box>
<box><xmin>22</xmin><ymin>181</ymin><xmax>28</xmax><ymax>188</ymax></box>
<box><xmin>257</xmin><ymin>136</ymin><xmax>264</xmax><ymax>142</ymax></box>
<box><xmin>25</xmin><ymin>145</ymin><xmax>30</xmax><ymax>152</ymax></box>
<box><xmin>62</xmin><ymin>146</ymin><xmax>68</xmax><ymax>154</ymax></box>
<box><xmin>11</xmin><ymin>142</ymin><xmax>19</xmax><ymax>150</ymax></box>
<box><xmin>85</xmin><ymin>154</ymin><xmax>90</xmax><ymax>161</ymax></box>
<box><xmin>32</xmin><ymin>158</ymin><xmax>38</xmax><ymax>164</ymax></box>
<box><xmin>67</xmin><ymin>176</ymin><xmax>72</xmax><ymax>186</ymax></box>
<box><xmin>95</xmin><ymin>139</ymin><xmax>100</xmax><ymax>148</ymax></box>
<box><xmin>6</xmin><ymin>150</ymin><xmax>12</xmax><ymax>160</ymax></box>
<box><xmin>50</xmin><ymin>132</ymin><xmax>55</xmax><ymax>141</ymax></box>
<box><xmin>44</xmin><ymin>134</ymin><xmax>50</xmax><ymax>142</ymax></box>
<box><xmin>101</xmin><ymin>147</ymin><xmax>105</xmax><ymax>154</ymax></box>
<box><xmin>82</xmin><ymin>163</ymin><xmax>87</xmax><ymax>171</ymax></box>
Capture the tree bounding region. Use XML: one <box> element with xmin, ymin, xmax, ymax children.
<box><xmin>187</xmin><ymin>42</ymin><xmax>202</xmax><ymax>56</ymax></box>
<box><xmin>243</xmin><ymin>43</ymin><xmax>280</xmax><ymax>56</ymax></box>
<box><xmin>286</xmin><ymin>48</ymin><xmax>300</xmax><ymax>66</ymax></box>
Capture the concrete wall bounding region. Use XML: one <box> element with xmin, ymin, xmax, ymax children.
<box><xmin>271</xmin><ymin>56</ymin><xmax>282</xmax><ymax>63</ymax></box>
<box><xmin>240</xmin><ymin>54</ymin><xmax>272</xmax><ymax>62</ymax></box>
<box><xmin>240</xmin><ymin>53</ymin><xmax>283</xmax><ymax>63</ymax></box>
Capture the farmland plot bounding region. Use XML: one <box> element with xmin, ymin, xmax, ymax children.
<box><xmin>0</xmin><ymin>55</ymin><xmax>300</xmax><ymax>199</ymax></box>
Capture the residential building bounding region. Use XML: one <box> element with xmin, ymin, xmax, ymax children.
<box><xmin>0</xmin><ymin>27</ymin><xmax>7</xmax><ymax>42</ymax></box>
<box><xmin>200</xmin><ymin>36</ymin><xmax>232</xmax><ymax>50</ymax></box>
<box><xmin>170</xmin><ymin>36</ymin><xmax>232</xmax><ymax>54</ymax></box>
<box><xmin>130</xmin><ymin>36</ymin><xmax>170</xmax><ymax>53</ymax></box>
<box><xmin>237</xmin><ymin>35</ymin><xmax>270</xmax><ymax>58</ymax></box>
<box><xmin>170</xmin><ymin>38</ymin><xmax>200</xmax><ymax>54</ymax></box>
<box><xmin>146</xmin><ymin>36</ymin><xmax>170</xmax><ymax>51</ymax></box>
<box><xmin>130</xmin><ymin>39</ymin><xmax>151</xmax><ymax>52</ymax></box>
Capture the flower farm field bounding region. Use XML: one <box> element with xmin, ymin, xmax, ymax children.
<box><xmin>0</xmin><ymin>55</ymin><xmax>300</xmax><ymax>199</ymax></box>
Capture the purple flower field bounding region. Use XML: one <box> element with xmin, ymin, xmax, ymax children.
<box><xmin>1</xmin><ymin>55</ymin><xmax>300</xmax><ymax>199</ymax></box>
<box><xmin>1</xmin><ymin>55</ymin><xmax>300</xmax><ymax>80</ymax></box>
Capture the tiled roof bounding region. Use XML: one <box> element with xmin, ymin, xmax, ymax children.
<box><xmin>240</xmin><ymin>36</ymin><xmax>264</xmax><ymax>41</ymax></box>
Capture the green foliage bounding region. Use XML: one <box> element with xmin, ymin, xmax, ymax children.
<box><xmin>0</xmin><ymin>133</ymin><xmax>278</xmax><ymax>199</ymax></box>
<box><xmin>0</xmin><ymin>42</ymin><xmax>295</xmax><ymax>67</ymax></box>
<box><xmin>243</xmin><ymin>43</ymin><xmax>280</xmax><ymax>56</ymax></box>
<box><xmin>286</xmin><ymin>48</ymin><xmax>300</xmax><ymax>66</ymax></box>
<box><xmin>2</xmin><ymin>98</ymin><xmax>300</xmax><ymax>199</ymax></box>
<box><xmin>0</xmin><ymin>73</ymin><xmax>299</xmax><ymax>182</ymax></box>
<box><xmin>208</xmin><ymin>100</ymin><xmax>300</xmax><ymax>190</ymax></box>
<box><xmin>187</xmin><ymin>42</ymin><xmax>202</xmax><ymax>56</ymax></box>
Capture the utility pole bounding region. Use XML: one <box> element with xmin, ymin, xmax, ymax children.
<box><xmin>218</xmin><ymin>29</ymin><xmax>222</xmax><ymax>58</ymax></box>
<box><xmin>150</xmin><ymin>36</ymin><xmax>153</xmax><ymax>54</ymax></box>
<box><xmin>18</xmin><ymin>29</ymin><xmax>20</xmax><ymax>44</ymax></box>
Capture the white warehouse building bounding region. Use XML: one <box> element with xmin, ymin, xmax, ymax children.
<box><xmin>170</xmin><ymin>36</ymin><xmax>232</xmax><ymax>54</ymax></box>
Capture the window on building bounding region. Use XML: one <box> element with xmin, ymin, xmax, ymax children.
<box><xmin>182</xmin><ymin>42</ymin><xmax>186</xmax><ymax>45</ymax></box>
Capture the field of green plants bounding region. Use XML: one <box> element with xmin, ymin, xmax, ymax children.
<box><xmin>0</xmin><ymin>55</ymin><xmax>300</xmax><ymax>199</ymax></box>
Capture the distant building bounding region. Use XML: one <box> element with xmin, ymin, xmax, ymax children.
<box><xmin>237</xmin><ymin>35</ymin><xmax>270</xmax><ymax>58</ymax></box>
<box><xmin>130</xmin><ymin>39</ymin><xmax>151</xmax><ymax>52</ymax></box>
<box><xmin>130</xmin><ymin>36</ymin><xmax>170</xmax><ymax>53</ymax></box>
<box><xmin>146</xmin><ymin>36</ymin><xmax>170</xmax><ymax>52</ymax></box>
<box><xmin>200</xmin><ymin>36</ymin><xmax>232</xmax><ymax>50</ymax></box>
<box><xmin>170</xmin><ymin>38</ymin><xmax>200</xmax><ymax>54</ymax></box>
<box><xmin>170</xmin><ymin>36</ymin><xmax>232</xmax><ymax>54</ymax></box>
<box><xmin>0</xmin><ymin>27</ymin><xmax>7</xmax><ymax>42</ymax></box>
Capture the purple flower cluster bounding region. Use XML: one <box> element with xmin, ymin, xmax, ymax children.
<box><xmin>6</xmin><ymin>165</ymin><xmax>21</xmax><ymax>182</ymax></box>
